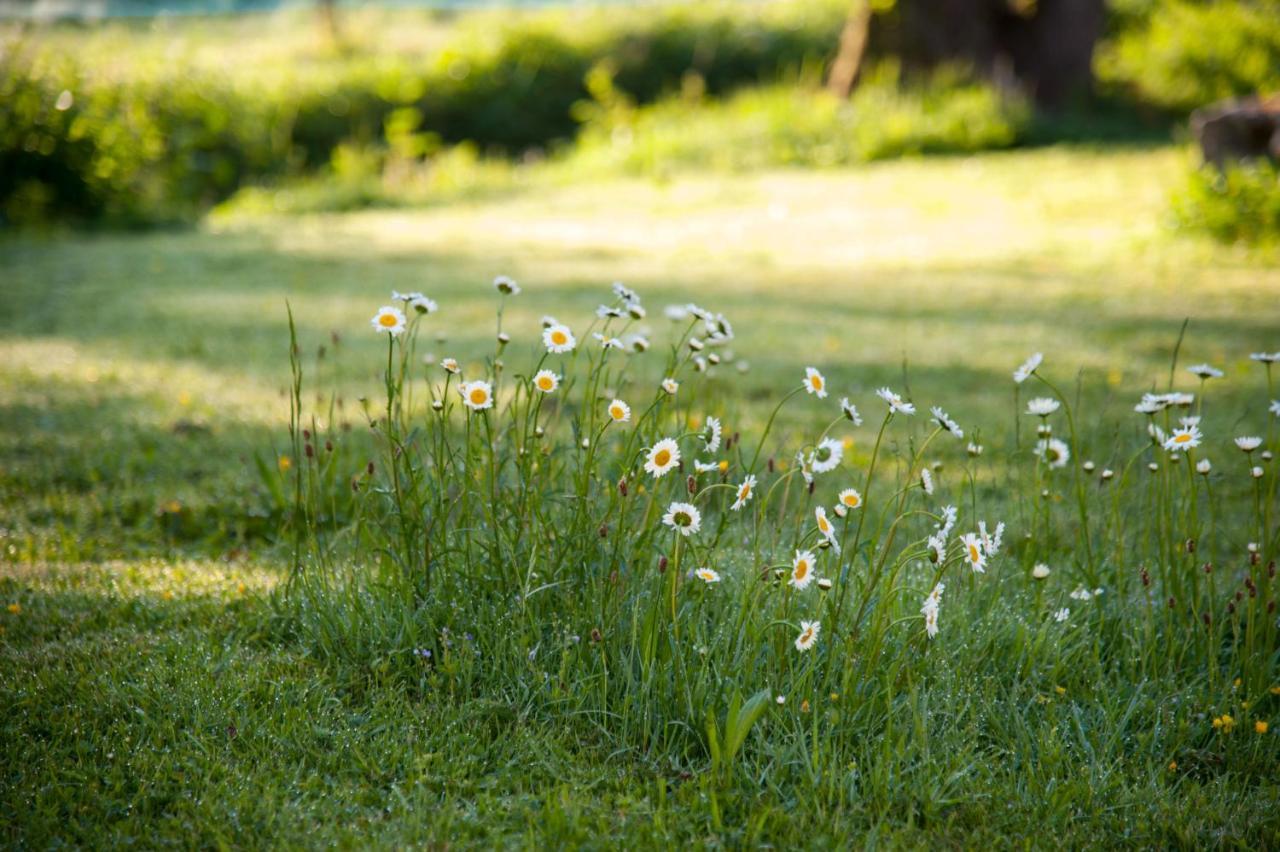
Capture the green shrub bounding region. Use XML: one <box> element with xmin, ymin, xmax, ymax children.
<box><xmin>1097</xmin><ymin>0</ymin><xmax>1280</xmax><ymax>113</ymax></box>
<box><xmin>1170</xmin><ymin>159</ymin><xmax>1280</xmax><ymax>244</ymax></box>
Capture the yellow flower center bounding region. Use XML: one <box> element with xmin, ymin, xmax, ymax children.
<box><xmin>551</xmin><ymin>330</ymin><xmax>567</xmax><ymax>345</ymax></box>
<box><xmin>968</xmin><ymin>543</ymin><xmax>980</xmax><ymax>563</ymax></box>
<box><xmin>794</xmin><ymin>561</ymin><xmax>809</xmax><ymax>581</ymax></box>
<box><xmin>843</xmin><ymin>493</ymin><xmax>860</xmax><ymax>507</ymax></box>
<box><xmin>611</xmin><ymin>405</ymin><xmax>625</xmax><ymax>420</ymax></box>
<box><xmin>654</xmin><ymin>449</ymin><xmax>671</xmax><ymax>467</ymax></box>
<box><xmin>537</xmin><ymin>377</ymin><xmax>553</xmax><ymax>391</ymax></box>
<box><xmin>739</xmin><ymin>484</ymin><xmax>751</xmax><ymax>499</ymax></box>
<box><xmin>379</xmin><ymin>313</ymin><xmax>398</xmax><ymax>327</ymax></box>
<box><xmin>800</xmin><ymin>627</ymin><xmax>814</xmax><ymax>643</ymax></box>
<box><xmin>1175</xmin><ymin>433</ymin><xmax>1191</xmax><ymax>443</ymax></box>
<box><xmin>469</xmin><ymin>388</ymin><xmax>488</xmax><ymax>405</ymax></box>
<box><xmin>811</xmin><ymin>374</ymin><xmax>823</xmax><ymax>390</ymax></box>
<box><xmin>818</xmin><ymin>516</ymin><xmax>830</xmax><ymax>533</ymax></box>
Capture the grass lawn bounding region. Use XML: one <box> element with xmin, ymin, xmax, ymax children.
<box><xmin>3</xmin><ymin>144</ymin><xmax>1280</xmax><ymax>846</ymax></box>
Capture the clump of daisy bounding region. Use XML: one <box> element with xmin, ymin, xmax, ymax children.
<box><xmin>930</xmin><ymin>406</ymin><xmax>964</xmax><ymax>439</ymax></box>
<box><xmin>1026</xmin><ymin>397</ymin><xmax>1060</xmax><ymax>417</ymax></box>
<box><xmin>662</xmin><ymin>502</ymin><xmax>701</xmax><ymax>536</ymax></box>
<box><xmin>1163</xmin><ymin>424</ymin><xmax>1202</xmax><ymax>453</ymax></box>
<box><xmin>803</xmin><ymin>367</ymin><xmax>828</xmax><ymax>399</ymax></box>
<box><xmin>730</xmin><ymin>475</ymin><xmax>756</xmax><ymax>511</ymax></box>
<box><xmin>542</xmin><ymin>323</ymin><xmax>575</xmax><ymax>353</ymax></box>
<box><xmin>370</xmin><ymin>305</ymin><xmax>407</xmax><ymax>336</ymax></box>
<box><xmin>493</xmin><ymin>275</ymin><xmax>520</xmax><ymax>295</ymax></box>
<box><xmin>459</xmin><ymin>380</ymin><xmax>494</xmax><ymax>411</ymax></box>
<box><xmin>607</xmin><ymin>399</ymin><xmax>631</xmax><ymax>423</ymax></box>
<box><xmin>789</xmin><ymin>550</ymin><xmax>817</xmax><ymax>590</ymax></box>
<box><xmin>1013</xmin><ymin>352</ymin><xmax>1043</xmax><ymax>384</ymax></box>
<box><xmin>532</xmin><ymin>370</ymin><xmax>560</xmax><ymax>394</ymax></box>
<box><xmin>644</xmin><ymin>438</ymin><xmax>681</xmax><ymax>478</ymax></box>
<box><xmin>1034</xmin><ymin>438</ymin><xmax>1071</xmax><ymax>469</ymax></box>
<box><xmin>794</xmin><ymin>620</ymin><xmax>820</xmax><ymax>651</ymax></box>
<box><xmin>694</xmin><ymin>568</ymin><xmax>720</xmax><ymax>584</ymax></box>
<box><xmin>875</xmin><ymin>387</ymin><xmax>915</xmax><ymax>415</ymax></box>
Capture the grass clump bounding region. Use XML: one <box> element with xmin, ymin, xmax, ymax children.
<box><xmin>1171</xmin><ymin>160</ymin><xmax>1280</xmax><ymax>246</ymax></box>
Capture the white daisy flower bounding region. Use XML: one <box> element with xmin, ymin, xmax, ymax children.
<box><xmin>731</xmin><ymin>475</ymin><xmax>757</xmax><ymax>511</ymax></box>
<box><xmin>1034</xmin><ymin>438</ymin><xmax>1070</xmax><ymax>469</ymax></box>
<box><xmin>1271</xmin><ymin>400</ymin><xmax>1280</xmax><ymax>417</ymax></box>
<box><xmin>1168</xmin><ymin>392</ymin><xmax>1195</xmax><ymax>407</ymax></box>
<box><xmin>459</xmin><ymin>380</ymin><xmax>494</xmax><ymax>411</ymax></box>
<box><xmin>967</xmin><ymin>442</ymin><xmax>984</xmax><ymax>457</ymax></box>
<box><xmin>607</xmin><ymin>399</ymin><xmax>632</xmax><ymax>423</ymax></box>
<box><xmin>662</xmin><ymin>502</ymin><xmax>701</xmax><ymax>536</ymax></box>
<box><xmin>923</xmin><ymin>606</ymin><xmax>939</xmax><ymax>639</ymax></box>
<box><xmin>840</xmin><ymin>397</ymin><xmax>863</xmax><ymax>425</ymax></box>
<box><xmin>532</xmin><ymin>370</ymin><xmax>560</xmax><ymax>394</ymax></box>
<box><xmin>1252</xmin><ymin>465</ymin><xmax>1264</xmax><ymax>478</ymax></box>
<box><xmin>694</xmin><ymin>568</ymin><xmax>720</xmax><ymax>584</ymax></box>
<box><xmin>930</xmin><ymin>406</ymin><xmax>964</xmax><ymax>439</ymax></box>
<box><xmin>1054</xmin><ymin>608</ymin><xmax>1070</xmax><ymax>623</ymax></box>
<box><xmin>1186</xmin><ymin>363</ymin><xmax>1223</xmax><ymax>379</ymax></box>
<box><xmin>686</xmin><ymin>303</ymin><xmax>713</xmax><ymax>321</ymax></box>
<box><xmin>1026</xmin><ymin>397</ymin><xmax>1060</xmax><ymax>417</ymax></box>
<box><xmin>927</xmin><ymin>533</ymin><xmax>946</xmax><ymax>563</ymax></box>
<box><xmin>809</xmin><ymin>437</ymin><xmax>843</xmax><ymax>474</ymax></box>
<box><xmin>391</xmin><ymin>290</ymin><xmax>411</xmax><ymax>302</ymax></box>
<box><xmin>644</xmin><ymin>438</ymin><xmax>681</xmax><ymax>478</ymax></box>
<box><xmin>1069</xmin><ymin>587</ymin><xmax>1094</xmax><ymax>601</ymax></box>
<box><xmin>543</xmin><ymin>323</ymin><xmax>576</xmax><ymax>353</ymax></box>
<box><xmin>694</xmin><ymin>460</ymin><xmax>719</xmax><ymax>474</ymax></box>
<box><xmin>960</xmin><ymin>532</ymin><xmax>986</xmax><ymax>574</ymax></box>
<box><xmin>837</xmin><ymin>488</ymin><xmax>862</xmax><ymax>511</ymax></box>
<box><xmin>612</xmin><ymin>281</ymin><xmax>639</xmax><ymax>303</ymax></box>
<box><xmin>493</xmin><ymin>275</ymin><xmax>520</xmax><ymax>295</ymax></box>
<box><xmin>937</xmin><ymin>504</ymin><xmax>958</xmax><ymax>538</ymax></box>
<box><xmin>440</xmin><ymin>357</ymin><xmax>460</xmax><ymax>374</ymax></box>
<box><xmin>540</xmin><ymin>315</ymin><xmax>559</xmax><ymax>328</ymax></box>
<box><xmin>789</xmin><ymin>550</ymin><xmax>817</xmax><ymax>590</ymax></box>
<box><xmin>875</xmin><ymin>387</ymin><xmax>915</xmax><ymax>415</ymax></box>
<box><xmin>664</xmin><ymin>304</ymin><xmax>690</xmax><ymax>321</ymax></box>
<box><xmin>1235</xmin><ymin>436</ymin><xmax>1262</xmax><ymax>453</ymax></box>
<box><xmin>702</xmin><ymin>417</ymin><xmax>722</xmax><ymax>453</ymax></box>
<box><xmin>794</xmin><ymin>620</ymin><xmax>820</xmax><ymax>652</ymax></box>
<box><xmin>795</xmin><ymin>451</ymin><xmax>815</xmax><ymax>486</ymax></box>
<box><xmin>661</xmin><ymin>377</ymin><xmax>679</xmax><ymax>395</ymax></box>
<box><xmin>406</xmin><ymin>294</ymin><xmax>437</xmax><ymax>315</ymax></box>
<box><xmin>596</xmin><ymin>305</ymin><xmax>624</xmax><ymax>319</ymax></box>
<box><xmin>1163</xmin><ymin>425</ymin><xmax>1202</xmax><ymax>452</ymax></box>
<box><xmin>593</xmin><ymin>332</ymin><xmax>623</xmax><ymax>350</ymax></box>
<box><xmin>1032</xmin><ymin>563</ymin><xmax>1051</xmax><ymax>579</ymax></box>
<box><xmin>815</xmin><ymin>506</ymin><xmax>838</xmax><ymax>548</ymax></box>
<box><xmin>1196</xmin><ymin>458</ymin><xmax>1212</xmax><ymax>474</ymax></box>
<box><xmin>920</xmin><ymin>468</ymin><xmax>934</xmax><ymax>495</ymax></box>
<box><xmin>979</xmin><ymin>520</ymin><xmax>1005</xmax><ymax>557</ymax></box>
<box><xmin>1013</xmin><ymin>353</ymin><xmax>1043</xmax><ymax>384</ymax></box>
<box><xmin>688</xmin><ymin>338</ymin><xmax>705</xmax><ymax>352</ymax></box>
<box><xmin>1134</xmin><ymin>397</ymin><xmax>1164</xmax><ymax>415</ymax></box>
<box><xmin>803</xmin><ymin>367</ymin><xmax>828</xmax><ymax>399</ymax></box>
<box><xmin>370</xmin><ymin>306</ymin><xmax>407</xmax><ymax>336</ymax></box>
<box><xmin>1249</xmin><ymin>352</ymin><xmax>1280</xmax><ymax>363</ymax></box>
<box><xmin>625</xmin><ymin>302</ymin><xmax>647</xmax><ymax>321</ymax></box>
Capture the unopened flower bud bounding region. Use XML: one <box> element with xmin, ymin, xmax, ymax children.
<box><xmin>658</xmin><ymin>556</ymin><xmax>668</xmax><ymax>574</ymax></box>
<box><xmin>687</xmin><ymin>475</ymin><xmax>697</xmax><ymax>495</ymax></box>
<box><xmin>598</xmin><ymin>524</ymin><xmax>608</xmax><ymax>539</ymax></box>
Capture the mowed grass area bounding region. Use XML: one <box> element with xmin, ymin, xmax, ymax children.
<box><xmin>3</xmin><ymin>145</ymin><xmax>1280</xmax><ymax>846</ymax></box>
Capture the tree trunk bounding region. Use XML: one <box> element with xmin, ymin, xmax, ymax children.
<box><xmin>826</xmin><ymin>1</ymin><xmax>873</xmax><ymax>99</ymax></box>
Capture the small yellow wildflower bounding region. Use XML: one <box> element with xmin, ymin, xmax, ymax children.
<box><xmin>1271</xmin><ymin>686</ymin><xmax>1280</xmax><ymax>696</ymax></box>
<box><xmin>1054</xmin><ymin>685</ymin><xmax>1066</xmax><ymax>696</ymax></box>
<box><xmin>6</xmin><ymin>603</ymin><xmax>20</xmax><ymax>615</ymax></box>
<box><xmin>278</xmin><ymin>455</ymin><xmax>292</xmax><ymax>472</ymax></box>
<box><xmin>1233</xmin><ymin>678</ymin><xmax>1241</xmax><ymax>688</ymax></box>
<box><xmin>800</xmin><ymin>700</ymin><xmax>810</xmax><ymax>713</ymax></box>
<box><xmin>1167</xmin><ymin>760</ymin><xmax>1177</xmax><ymax>772</ymax></box>
<box><xmin>718</xmin><ymin>459</ymin><xmax>729</xmax><ymax>473</ymax></box>
<box><xmin>1257</xmin><ymin>720</ymin><xmax>1269</xmax><ymax>734</ymax></box>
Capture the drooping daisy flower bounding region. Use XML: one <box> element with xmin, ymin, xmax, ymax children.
<box><xmin>1032</xmin><ymin>563</ymin><xmax>1051</xmax><ymax>579</ymax></box>
<box><xmin>596</xmin><ymin>305</ymin><xmax>624</xmax><ymax>319</ymax></box>
<box><xmin>927</xmin><ymin>533</ymin><xmax>946</xmax><ymax>563</ymax></box>
<box><xmin>839</xmin><ymin>397</ymin><xmax>863</xmax><ymax>425</ymax></box>
<box><xmin>542</xmin><ymin>323</ymin><xmax>576</xmax><ymax>353</ymax></box>
<box><xmin>795</xmin><ymin>451</ymin><xmax>815</xmax><ymax>486</ymax></box>
<box><xmin>923</xmin><ymin>606</ymin><xmax>939</xmax><ymax>639</ymax></box>
<box><xmin>937</xmin><ymin>504</ymin><xmax>958</xmax><ymax>538</ymax></box>
<box><xmin>662</xmin><ymin>502</ymin><xmax>701</xmax><ymax>536</ymax></box>
<box><xmin>1054</xmin><ymin>608</ymin><xmax>1070</xmax><ymax>623</ymax></box>
<box><xmin>1163</xmin><ymin>425</ymin><xmax>1201</xmax><ymax>452</ymax></box>
<box><xmin>1186</xmin><ymin>363</ymin><xmax>1223</xmax><ymax>379</ymax></box>
<box><xmin>803</xmin><ymin>367</ymin><xmax>828</xmax><ymax>399</ymax></box>
<box><xmin>593</xmin><ymin>332</ymin><xmax>624</xmax><ymax>350</ymax></box>
<box><xmin>644</xmin><ymin>438</ymin><xmax>682</xmax><ymax>478</ymax></box>
<box><xmin>967</xmin><ymin>442</ymin><xmax>984</xmax><ymax>457</ymax></box>
<box><xmin>731</xmin><ymin>475</ymin><xmax>757</xmax><ymax>511</ymax></box>
<box><xmin>540</xmin><ymin>315</ymin><xmax>559</xmax><ymax>328</ymax></box>
<box><xmin>838</xmin><ymin>488</ymin><xmax>862</xmax><ymax>511</ymax></box>
<box><xmin>925</xmin><ymin>581</ymin><xmax>945</xmax><ymax>609</ymax></box>
<box><xmin>625</xmin><ymin>302</ymin><xmax>647</xmax><ymax>321</ymax></box>
<box><xmin>694</xmin><ymin>568</ymin><xmax>720</xmax><ymax>584</ymax></box>
<box><xmin>815</xmin><ymin>506</ymin><xmax>838</xmax><ymax>548</ymax></box>
<box><xmin>407</xmin><ymin>294</ymin><xmax>437</xmax><ymax>315</ymax></box>
<box><xmin>1134</xmin><ymin>397</ymin><xmax>1164</xmax><ymax>415</ymax></box>
<box><xmin>809</xmin><ymin>437</ymin><xmax>843</xmax><ymax>474</ymax></box>
<box><xmin>920</xmin><ymin>468</ymin><xmax>935</xmax><ymax>496</ymax></box>
<box><xmin>612</xmin><ymin>281</ymin><xmax>639</xmax><ymax>303</ymax></box>
<box><xmin>1167</xmin><ymin>392</ymin><xmax>1195</xmax><ymax>407</ymax></box>
<box><xmin>493</xmin><ymin>275</ymin><xmax>520</xmax><ymax>295</ymax></box>
<box><xmin>661</xmin><ymin>377</ymin><xmax>679</xmax><ymax>395</ymax></box>
<box><xmin>1249</xmin><ymin>352</ymin><xmax>1280</xmax><ymax>363</ymax></box>
<box><xmin>979</xmin><ymin>521</ymin><xmax>1005</xmax><ymax>557</ymax></box>
<box><xmin>694</xmin><ymin>460</ymin><xmax>719</xmax><ymax>474</ymax></box>
<box><xmin>930</xmin><ymin>406</ymin><xmax>964</xmax><ymax>439</ymax></box>
<box><xmin>1235</xmin><ymin>436</ymin><xmax>1262</xmax><ymax>453</ymax></box>
<box><xmin>1069</xmin><ymin>587</ymin><xmax>1095</xmax><ymax>601</ymax></box>
<box><xmin>1013</xmin><ymin>353</ymin><xmax>1043</xmax><ymax>384</ymax></box>
<box><xmin>794</xmin><ymin>621</ymin><xmax>820</xmax><ymax>652</ymax></box>
<box><xmin>1034</xmin><ymin>438</ymin><xmax>1070</xmax><ymax>469</ymax></box>
<box><xmin>960</xmin><ymin>532</ymin><xmax>986</xmax><ymax>573</ymax></box>
<box><xmin>459</xmin><ymin>380</ymin><xmax>494</xmax><ymax>411</ymax></box>
<box><xmin>790</xmin><ymin>550</ymin><xmax>817</xmax><ymax>590</ymax></box>
<box><xmin>607</xmin><ymin>399</ymin><xmax>632</xmax><ymax>423</ymax></box>
<box><xmin>440</xmin><ymin>357</ymin><xmax>460</xmax><ymax>374</ymax></box>
<box><xmin>875</xmin><ymin>387</ymin><xmax>916</xmax><ymax>415</ymax></box>
<box><xmin>1026</xmin><ymin>397</ymin><xmax>1060</xmax><ymax>417</ymax></box>
<box><xmin>702</xmin><ymin>417</ymin><xmax>722</xmax><ymax>453</ymax></box>
<box><xmin>370</xmin><ymin>306</ymin><xmax>407</xmax><ymax>336</ymax></box>
<box><xmin>532</xmin><ymin>370</ymin><xmax>560</xmax><ymax>394</ymax></box>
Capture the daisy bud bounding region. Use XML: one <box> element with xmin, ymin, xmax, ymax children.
<box><xmin>1202</xmin><ymin>612</ymin><xmax>1211</xmax><ymax>627</ymax></box>
<box><xmin>768</xmin><ymin>457</ymin><xmax>775</xmax><ymax>473</ymax></box>
<box><xmin>1248</xmin><ymin>542</ymin><xmax>1259</xmax><ymax>553</ymax></box>
<box><xmin>658</xmin><ymin>556</ymin><xmax>668</xmax><ymax>574</ymax></box>
<box><xmin>1269</xmin><ymin>600</ymin><xmax>1276</xmax><ymax>614</ymax></box>
<box><xmin>1251</xmin><ymin>465</ymin><xmax>1264</xmax><ymax>478</ymax></box>
<box><xmin>1227</xmin><ymin>601</ymin><xmax>1236</xmax><ymax>614</ymax></box>
<box><xmin>1101</xmin><ymin>468</ymin><xmax>1114</xmax><ymax>481</ymax></box>
<box><xmin>1148</xmin><ymin>463</ymin><xmax>1159</xmax><ymax>473</ymax></box>
<box><xmin>367</xmin><ymin>461</ymin><xmax>375</xmax><ymax>475</ymax></box>
<box><xmin>535</xmin><ymin>426</ymin><xmax>545</xmax><ymax>438</ymax></box>
<box><xmin>1203</xmin><ymin>562</ymin><xmax>1213</xmax><ymax>574</ymax></box>
<box><xmin>689</xmin><ymin>338</ymin><xmax>704</xmax><ymax>352</ymax></box>
<box><xmin>687</xmin><ymin>475</ymin><xmax>697</xmax><ymax>495</ymax></box>
<box><xmin>1140</xmin><ymin>568</ymin><xmax>1150</xmax><ymax>587</ymax></box>
<box><xmin>305</xmin><ymin>443</ymin><xmax>314</xmax><ymax>458</ymax></box>
<box><xmin>494</xmin><ymin>360</ymin><xmax>504</xmax><ymax>373</ymax></box>
<box><xmin>581</xmin><ymin>438</ymin><xmax>590</xmax><ymax>449</ymax></box>
<box><xmin>808</xmin><ymin>480</ymin><xmax>815</xmax><ymax>495</ymax></box>
<box><xmin>432</xmin><ymin>400</ymin><xmax>444</xmax><ymax>411</ymax></box>
<box><xmin>1083</xmin><ymin>461</ymin><xmax>1095</xmax><ymax>472</ymax></box>
<box><xmin>1041</xmin><ymin>489</ymin><xmax>1050</xmax><ymax>498</ymax></box>
<box><xmin>1196</xmin><ymin>459</ymin><xmax>1211</xmax><ymax>475</ymax></box>
<box><xmin>817</xmin><ymin>578</ymin><xmax>833</xmax><ymax>591</ymax></box>
<box><xmin>598</xmin><ymin>524</ymin><xmax>608</xmax><ymax>539</ymax></box>
<box><xmin>708</xmin><ymin>353</ymin><xmax>721</xmax><ymax>365</ymax></box>
<box><xmin>618</xmin><ymin>478</ymin><xmax>628</xmax><ymax>497</ymax></box>
<box><xmin>497</xmin><ymin>332</ymin><xmax>510</xmax><ymax>345</ymax></box>
<box><xmin>1038</xmin><ymin>424</ymin><xmax>1052</xmax><ymax>437</ymax></box>
<box><xmin>590</xmin><ymin>628</ymin><xmax>602</xmax><ymax>643</ymax></box>
<box><xmin>303</xmin><ymin>429</ymin><xmax>311</xmax><ymax>440</ymax></box>
<box><xmin>1167</xmin><ymin>597</ymin><xmax>1176</xmax><ymax>609</ymax></box>
<box><xmin>1263</xmin><ymin>451</ymin><xmax>1274</xmax><ymax>462</ymax></box>
<box><xmin>1185</xmin><ymin>538</ymin><xmax>1195</xmax><ymax>554</ymax></box>
<box><xmin>325</xmin><ymin>440</ymin><xmax>333</xmax><ymax>452</ymax></box>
